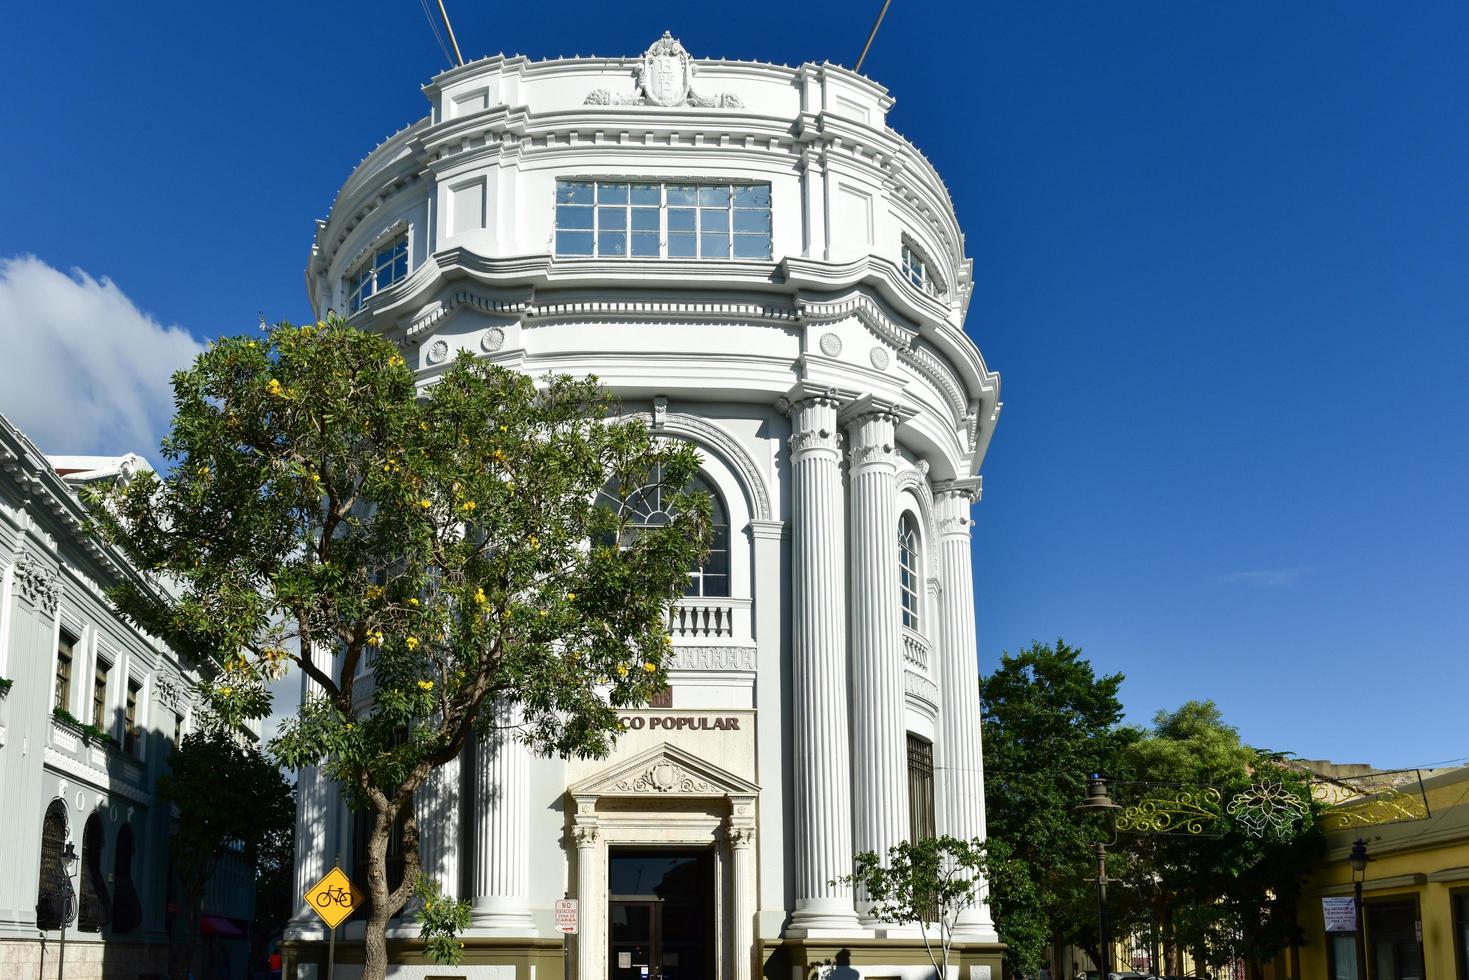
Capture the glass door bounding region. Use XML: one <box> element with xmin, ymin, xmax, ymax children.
<box><xmin>608</xmin><ymin>849</ymin><xmax>715</xmax><ymax>980</ymax></box>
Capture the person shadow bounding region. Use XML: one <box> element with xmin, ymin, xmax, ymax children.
<box><xmin>810</xmin><ymin>948</ymin><xmax>863</xmax><ymax>980</ymax></box>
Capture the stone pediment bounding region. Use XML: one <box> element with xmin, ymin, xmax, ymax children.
<box><xmin>569</xmin><ymin>742</ymin><xmax>758</xmax><ymax>800</ymax></box>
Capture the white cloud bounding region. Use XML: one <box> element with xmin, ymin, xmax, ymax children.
<box><xmin>0</xmin><ymin>255</ymin><xmax>204</xmax><ymax>460</ymax></box>
<box><xmin>1214</xmin><ymin>566</ymin><xmax>1309</xmax><ymax>588</ymax></box>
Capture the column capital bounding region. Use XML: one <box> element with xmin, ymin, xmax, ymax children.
<box><xmin>837</xmin><ymin>393</ymin><xmax>916</xmax><ymax>428</ymax></box>
<box><xmin>572</xmin><ymin>823</ymin><xmax>599</xmax><ymax>848</ymax></box>
<box><xmin>933</xmin><ymin>477</ymin><xmax>983</xmax><ymax>503</ymax></box>
<box><xmin>724</xmin><ymin>823</ymin><xmax>756</xmax><ymax>849</ymax></box>
<box><xmin>747</xmin><ymin>519</ymin><xmax>787</xmax><ymax>542</ymax></box>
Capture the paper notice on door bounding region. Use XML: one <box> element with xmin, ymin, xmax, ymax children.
<box><xmin>619</xmin><ymin>953</ymin><xmax>632</xmax><ymax>969</ymax></box>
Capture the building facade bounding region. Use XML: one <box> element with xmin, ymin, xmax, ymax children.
<box><xmin>286</xmin><ymin>34</ymin><xmax>1004</xmax><ymax>980</ymax></box>
<box><xmin>0</xmin><ymin>420</ymin><xmax>257</xmax><ymax>979</ymax></box>
<box><xmin>1287</xmin><ymin>765</ymin><xmax>1469</xmax><ymax>980</ymax></box>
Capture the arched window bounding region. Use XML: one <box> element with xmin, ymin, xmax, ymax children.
<box><xmin>35</xmin><ymin>800</ymin><xmax>71</xmax><ymax>930</ymax></box>
<box><xmin>602</xmin><ymin>465</ymin><xmax>730</xmax><ymax>598</ymax></box>
<box><xmin>898</xmin><ymin>513</ymin><xmax>922</xmax><ymax>630</ymax></box>
<box><xmin>78</xmin><ymin>812</ymin><xmax>110</xmax><ymax>932</ymax></box>
<box><xmin>111</xmin><ymin>823</ymin><xmax>142</xmax><ymax>934</ymax></box>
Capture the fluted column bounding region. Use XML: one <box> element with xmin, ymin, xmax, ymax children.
<box><xmin>415</xmin><ymin>746</ymin><xmax>462</xmax><ymax>899</ymax></box>
<box><xmin>847</xmin><ymin>408</ymin><xmax>911</xmax><ymax>916</ymax></box>
<box><xmin>290</xmin><ymin>644</ymin><xmax>341</xmax><ymax>932</ymax></box>
<box><xmin>785</xmin><ymin>394</ymin><xmax>861</xmax><ymax>934</ymax></box>
<box><xmin>471</xmin><ymin>707</ymin><xmax>534</xmax><ymax>932</ymax></box>
<box><xmin>934</xmin><ymin>482</ymin><xmax>998</xmax><ymax>941</ymax></box>
<box><xmin>574</xmin><ymin>823</ymin><xmax>600</xmax><ymax>980</ymax></box>
<box><xmin>728</xmin><ymin>821</ymin><xmax>756</xmax><ymax>980</ymax></box>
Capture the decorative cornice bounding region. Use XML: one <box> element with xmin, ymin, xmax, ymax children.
<box><xmin>666</xmin><ymin>646</ymin><xmax>758</xmax><ymax>672</ymax></box>
<box><xmin>899</xmin><ymin>344</ymin><xmax>969</xmax><ymax>424</ymax></box>
<box><xmin>43</xmin><ymin>746</ymin><xmax>152</xmax><ymax>807</ymax></box>
<box><xmin>407</xmin><ymin>288</ymin><xmax>532</xmax><ymax>340</ymax></box>
<box><xmin>799</xmin><ymin>293</ymin><xmax>916</xmax><ymax>351</ymax></box>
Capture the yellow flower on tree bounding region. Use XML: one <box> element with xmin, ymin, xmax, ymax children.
<box><xmin>473</xmin><ymin>588</ymin><xmax>487</xmax><ymax>605</ymax></box>
<box><xmin>418</xmin><ymin>679</ymin><xmax>434</xmax><ymax>691</ymax></box>
<box><xmin>616</xmin><ymin>665</ymin><xmax>629</xmax><ymax>678</ymax></box>
<box><xmin>406</xmin><ymin>636</ymin><xmax>420</xmax><ymax>650</ymax></box>
<box><xmin>266</xmin><ymin>378</ymin><xmax>285</xmax><ymax>397</ymax></box>
<box><xmin>461</xmin><ymin>500</ymin><xmax>476</xmax><ymax>512</ymax></box>
<box><xmin>643</xmin><ymin>662</ymin><xmax>656</xmax><ymax>673</ymax></box>
<box><xmin>408</xmin><ymin>597</ymin><xmax>420</xmax><ymax>606</ymax></box>
<box><xmin>420</xmin><ymin>499</ymin><xmax>432</xmax><ymax>509</ymax></box>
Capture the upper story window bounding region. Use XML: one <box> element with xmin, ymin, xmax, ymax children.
<box><xmin>599</xmin><ymin>465</ymin><xmax>731</xmax><ymax>598</ymax></box>
<box><xmin>347</xmin><ymin>233</ymin><xmax>409</xmax><ymax>313</ymax></box>
<box><xmin>555</xmin><ymin>180</ymin><xmax>772</xmax><ymax>261</ymax></box>
<box><xmin>899</xmin><ymin>513</ymin><xmax>921</xmax><ymax>630</ymax></box>
<box><xmin>55</xmin><ymin>631</ymin><xmax>76</xmax><ymax>712</ymax></box>
<box><xmin>123</xmin><ymin>677</ymin><xmax>142</xmax><ymax>756</ymax></box>
<box><xmin>93</xmin><ymin>657</ymin><xmax>111</xmax><ymax>727</ymax></box>
<box><xmin>901</xmin><ymin>242</ymin><xmax>945</xmax><ymax>298</ymax></box>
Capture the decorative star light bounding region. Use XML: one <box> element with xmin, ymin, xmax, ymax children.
<box><xmin>1227</xmin><ymin>780</ymin><xmax>1310</xmax><ymax>839</ymax></box>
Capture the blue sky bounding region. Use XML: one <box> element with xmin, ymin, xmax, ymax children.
<box><xmin>1</xmin><ymin>2</ymin><xmax>1464</xmax><ymax>767</ymax></box>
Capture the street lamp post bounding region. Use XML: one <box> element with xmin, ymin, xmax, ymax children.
<box><xmin>1077</xmin><ymin>775</ymin><xmax>1122</xmax><ymax>979</ymax></box>
<box><xmin>1349</xmin><ymin>838</ymin><xmax>1371</xmax><ymax>980</ymax></box>
<box><xmin>59</xmin><ymin>840</ymin><xmax>79</xmax><ymax>980</ymax></box>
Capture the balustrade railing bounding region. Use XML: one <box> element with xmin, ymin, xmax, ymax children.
<box><xmin>668</xmin><ymin>597</ymin><xmax>752</xmax><ymax>640</ymax></box>
<box><xmin>901</xmin><ymin>628</ymin><xmax>931</xmax><ymax>671</ymax></box>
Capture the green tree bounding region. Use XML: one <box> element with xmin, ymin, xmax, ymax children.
<box><xmin>838</xmin><ymin>837</ymin><xmax>1033</xmax><ymax>980</ymax></box>
<box><xmin>979</xmin><ymin>639</ymin><xmax>1134</xmax><ymax>973</ymax></box>
<box><xmin>1116</xmin><ymin>702</ymin><xmax>1323</xmax><ymax>979</ymax></box>
<box><xmin>88</xmin><ymin>319</ymin><xmax>710</xmax><ymax>980</ymax></box>
<box><xmin>157</xmin><ymin>725</ymin><xmax>294</xmax><ymax>980</ymax></box>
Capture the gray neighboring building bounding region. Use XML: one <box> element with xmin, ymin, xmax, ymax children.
<box><xmin>0</xmin><ymin>414</ymin><xmax>258</xmax><ymax>980</ymax></box>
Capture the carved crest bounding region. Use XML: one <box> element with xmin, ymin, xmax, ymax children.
<box><xmin>584</xmin><ymin>32</ymin><xmax>744</xmax><ymax>109</ymax></box>
<box><xmin>639</xmin><ymin>32</ymin><xmax>694</xmax><ymax>107</ymax></box>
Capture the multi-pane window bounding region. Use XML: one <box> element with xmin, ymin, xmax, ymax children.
<box><xmin>555</xmin><ymin>180</ymin><xmax>772</xmax><ymax>260</ymax></box>
<box><xmin>598</xmin><ymin>466</ymin><xmax>730</xmax><ymax>598</ymax></box>
<box><xmin>901</xmin><ymin>242</ymin><xmax>944</xmax><ymax>297</ymax></box>
<box><xmin>347</xmin><ymin>233</ymin><xmax>409</xmax><ymax>312</ymax></box>
<box><xmin>123</xmin><ymin>678</ymin><xmax>141</xmax><ymax>756</ymax></box>
<box><xmin>93</xmin><ymin>659</ymin><xmax>110</xmax><ymax>728</ymax></box>
<box><xmin>907</xmin><ymin>733</ymin><xmax>936</xmax><ymax>842</ymax></box>
<box><xmin>55</xmin><ymin>631</ymin><xmax>76</xmax><ymax>712</ymax></box>
<box><xmin>899</xmin><ymin>514</ymin><xmax>921</xmax><ymax>630</ymax></box>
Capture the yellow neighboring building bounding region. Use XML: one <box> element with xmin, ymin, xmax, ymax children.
<box><xmin>1295</xmin><ymin>764</ymin><xmax>1469</xmax><ymax>980</ymax></box>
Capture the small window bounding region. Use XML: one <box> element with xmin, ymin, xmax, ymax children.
<box><xmin>556</xmin><ymin>180</ymin><xmax>771</xmax><ymax>261</ymax></box>
<box><xmin>907</xmin><ymin>733</ymin><xmax>936</xmax><ymax>842</ymax></box>
<box><xmin>901</xmin><ymin>242</ymin><xmax>945</xmax><ymax>298</ymax></box>
<box><xmin>346</xmin><ymin>232</ymin><xmax>409</xmax><ymax>313</ymax></box>
<box><xmin>123</xmin><ymin>678</ymin><xmax>142</xmax><ymax>756</ymax></box>
<box><xmin>899</xmin><ymin>514</ymin><xmax>921</xmax><ymax>630</ymax></box>
<box><xmin>55</xmin><ymin>631</ymin><xmax>76</xmax><ymax>713</ymax></box>
<box><xmin>93</xmin><ymin>659</ymin><xmax>111</xmax><ymax>729</ymax></box>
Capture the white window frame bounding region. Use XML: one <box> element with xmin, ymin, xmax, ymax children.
<box><xmin>344</xmin><ymin>226</ymin><xmax>410</xmax><ymax>313</ymax></box>
<box><xmin>554</xmin><ymin>179</ymin><xmax>773</xmax><ymax>261</ymax></box>
<box><xmin>899</xmin><ymin>513</ymin><xmax>922</xmax><ymax>631</ymax></box>
<box><xmin>900</xmin><ymin>239</ymin><xmax>947</xmax><ymax>298</ymax></box>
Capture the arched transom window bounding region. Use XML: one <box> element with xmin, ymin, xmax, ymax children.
<box><xmin>899</xmin><ymin>513</ymin><xmax>921</xmax><ymax>630</ymax></box>
<box><xmin>603</xmin><ymin>465</ymin><xmax>730</xmax><ymax>598</ymax></box>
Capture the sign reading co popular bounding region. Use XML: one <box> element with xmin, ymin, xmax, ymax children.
<box><xmin>621</xmin><ymin>714</ymin><xmax>741</xmax><ymax>732</ymax></box>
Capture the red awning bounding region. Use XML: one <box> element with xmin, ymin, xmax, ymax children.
<box><xmin>199</xmin><ymin>915</ymin><xmax>246</xmax><ymax>937</ymax></box>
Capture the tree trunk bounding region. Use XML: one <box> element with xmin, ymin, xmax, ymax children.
<box><xmin>362</xmin><ymin>805</ymin><xmax>395</xmax><ymax>980</ymax></box>
<box><xmin>360</xmin><ymin>799</ymin><xmax>423</xmax><ymax>980</ymax></box>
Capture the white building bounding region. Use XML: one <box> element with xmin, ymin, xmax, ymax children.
<box><xmin>0</xmin><ymin>420</ymin><xmax>259</xmax><ymax>980</ymax></box>
<box><xmin>287</xmin><ymin>34</ymin><xmax>1003</xmax><ymax>980</ymax></box>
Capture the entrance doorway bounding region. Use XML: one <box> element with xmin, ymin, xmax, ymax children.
<box><xmin>608</xmin><ymin>849</ymin><xmax>714</xmax><ymax>980</ymax></box>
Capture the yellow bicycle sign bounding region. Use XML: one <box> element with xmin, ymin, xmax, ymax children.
<box><xmin>304</xmin><ymin>867</ymin><xmax>364</xmax><ymax>929</ymax></box>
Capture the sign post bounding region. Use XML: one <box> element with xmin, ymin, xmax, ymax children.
<box><xmin>304</xmin><ymin>866</ymin><xmax>365</xmax><ymax>979</ymax></box>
